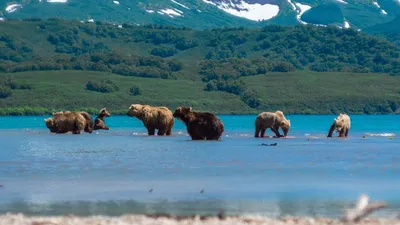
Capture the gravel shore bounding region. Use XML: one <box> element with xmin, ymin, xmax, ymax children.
<box><xmin>1</xmin><ymin>213</ymin><xmax>400</xmax><ymax>225</ymax></box>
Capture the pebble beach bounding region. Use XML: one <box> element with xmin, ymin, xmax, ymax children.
<box><xmin>1</xmin><ymin>214</ymin><xmax>400</xmax><ymax>225</ymax></box>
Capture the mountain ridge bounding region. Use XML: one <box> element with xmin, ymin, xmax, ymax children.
<box><xmin>1</xmin><ymin>0</ymin><xmax>400</xmax><ymax>31</ymax></box>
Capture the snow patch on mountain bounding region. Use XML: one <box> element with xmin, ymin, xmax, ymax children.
<box><xmin>5</xmin><ymin>3</ymin><xmax>22</xmax><ymax>13</ymax></box>
<box><xmin>113</xmin><ymin>1</ymin><xmax>120</xmax><ymax>5</ymax></box>
<box><xmin>201</xmin><ymin>0</ymin><xmax>279</xmax><ymax>21</ymax></box>
<box><xmin>47</xmin><ymin>0</ymin><xmax>67</xmax><ymax>3</ymax></box>
<box><xmin>372</xmin><ymin>1</ymin><xmax>388</xmax><ymax>15</ymax></box>
<box><xmin>159</xmin><ymin>8</ymin><xmax>183</xmax><ymax>17</ymax></box>
<box><xmin>344</xmin><ymin>20</ymin><xmax>350</xmax><ymax>28</ymax></box>
<box><xmin>287</xmin><ymin>0</ymin><xmax>296</xmax><ymax>10</ymax></box>
<box><xmin>146</xmin><ymin>9</ymin><xmax>155</xmax><ymax>13</ymax></box>
<box><xmin>171</xmin><ymin>0</ymin><xmax>190</xmax><ymax>9</ymax></box>
<box><xmin>335</xmin><ymin>0</ymin><xmax>348</xmax><ymax>4</ymax></box>
<box><xmin>295</xmin><ymin>2</ymin><xmax>311</xmax><ymax>24</ymax></box>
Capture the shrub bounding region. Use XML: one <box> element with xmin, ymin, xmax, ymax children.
<box><xmin>0</xmin><ymin>85</ymin><xmax>12</xmax><ymax>98</ymax></box>
<box><xmin>86</xmin><ymin>79</ymin><xmax>119</xmax><ymax>93</ymax></box>
<box><xmin>150</xmin><ymin>46</ymin><xmax>177</xmax><ymax>58</ymax></box>
<box><xmin>129</xmin><ymin>85</ymin><xmax>142</xmax><ymax>96</ymax></box>
<box><xmin>19</xmin><ymin>83</ymin><xmax>34</xmax><ymax>90</ymax></box>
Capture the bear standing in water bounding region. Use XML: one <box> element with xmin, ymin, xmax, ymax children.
<box><xmin>127</xmin><ymin>104</ymin><xmax>174</xmax><ymax>136</ymax></box>
<box><xmin>254</xmin><ymin>110</ymin><xmax>291</xmax><ymax>138</ymax></box>
<box><xmin>173</xmin><ymin>107</ymin><xmax>224</xmax><ymax>140</ymax></box>
<box><xmin>94</xmin><ymin>108</ymin><xmax>111</xmax><ymax>130</ymax></box>
<box><xmin>327</xmin><ymin>113</ymin><xmax>351</xmax><ymax>138</ymax></box>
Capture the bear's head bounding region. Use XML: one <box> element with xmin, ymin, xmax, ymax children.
<box><xmin>173</xmin><ymin>107</ymin><xmax>192</xmax><ymax>122</ymax></box>
<box><xmin>280</xmin><ymin>119</ymin><xmax>291</xmax><ymax>136</ymax></box>
<box><xmin>44</xmin><ymin>118</ymin><xmax>58</xmax><ymax>132</ymax></box>
<box><xmin>127</xmin><ymin>104</ymin><xmax>145</xmax><ymax>118</ymax></box>
<box><xmin>334</xmin><ymin>118</ymin><xmax>346</xmax><ymax>132</ymax></box>
<box><xmin>99</xmin><ymin>108</ymin><xmax>111</xmax><ymax>117</ymax></box>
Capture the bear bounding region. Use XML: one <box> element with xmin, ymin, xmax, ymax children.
<box><xmin>127</xmin><ymin>104</ymin><xmax>174</xmax><ymax>136</ymax></box>
<box><xmin>94</xmin><ymin>108</ymin><xmax>111</xmax><ymax>130</ymax></box>
<box><xmin>173</xmin><ymin>107</ymin><xmax>224</xmax><ymax>140</ymax></box>
<box><xmin>44</xmin><ymin>117</ymin><xmax>68</xmax><ymax>133</ymax></box>
<box><xmin>45</xmin><ymin>111</ymin><xmax>87</xmax><ymax>134</ymax></box>
<box><xmin>327</xmin><ymin>113</ymin><xmax>351</xmax><ymax>138</ymax></box>
<box><xmin>254</xmin><ymin>110</ymin><xmax>291</xmax><ymax>138</ymax></box>
<box><xmin>79</xmin><ymin>111</ymin><xmax>94</xmax><ymax>133</ymax></box>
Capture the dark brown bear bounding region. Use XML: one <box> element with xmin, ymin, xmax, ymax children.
<box><xmin>94</xmin><ymin>108</ymin><xmax>111</xmax><ymax>130</ymax></box>
<box><xmin>173</xmin><ymin>107</ymin><xmax>224</xmax><ymax>140</ymax></box>
<box><xmin>79</xmin><ymin>111</ymin><xmax>94</xmax><ymax>133</ymax></box>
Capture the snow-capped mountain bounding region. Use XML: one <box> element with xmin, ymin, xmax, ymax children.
<box><xmin>0</xmin><ymin>0</ymin><xmax>399</xmax><ymax>31</ymax></box>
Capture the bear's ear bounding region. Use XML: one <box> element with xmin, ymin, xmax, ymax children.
<box><xmin>189</xmin><ymin>107</ymin><xmax>192</xmax><ymax>112</ymax></box>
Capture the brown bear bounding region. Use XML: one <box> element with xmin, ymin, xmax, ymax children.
<box><xmin>254</xmin><ymin>110</ymin><xmax>291</xmax><ymax>138</ymax></box>
<box><xmin>79</xmin><ymin>111</ymin><xmax>94</xmax><ymax>133</ymax></box>
<box><xmin>94</xmin><ymin>108</ymin><xmax>111</xmax><ymax>130</ymax></box>
<box><xmin>327</xmin><ymin>113</ymin><xmax>351</xmax><ymax>138</ymax></box>
<box><xmin>127</xmin><ymin>104</ymin><xmax>174</xmax><ymax>136</ymax></box>
<box><xmin>173</xmin><ymin>107</ymin><xmax>224</xmax><ymax>140</ymax></box>
<box><xmin>45</xmin><ymin>111</ymin><xmax>88</xmax><ymax>134</ymax></box>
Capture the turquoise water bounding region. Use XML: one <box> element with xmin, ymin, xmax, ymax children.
<box><xmin>0</xmin><ymin>115</ymin><xmax>400</xmax><ymax>218</ymax></box>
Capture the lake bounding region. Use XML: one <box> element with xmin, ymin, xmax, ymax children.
<box><xmin>0</xmin><ymin>115</ymin><xmax>399</xmax><ymax>218</ymax></box>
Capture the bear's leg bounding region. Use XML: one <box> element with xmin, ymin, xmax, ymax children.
<box><xmin>255</xmin><ymin>126</ymin><xmax>261</xmax><ymax>138</ymax></box>
<box><xmin>271</xmin><ymin>125</ymin><xmax>282</xmax><ymax>138</ymax></box>
<box><xmin>327</xmin><ymin>124</ymin><xmax>336</xmax><ymax>137</ymax></box>
<box><xmin>260</xmin><ymin>128</ymin><xmax>267</xmax><ymax>138</ymax></box>
<box><xmin>147</xmin><ymin>127</ymin><xmax>155</xmax><ymax>136</ymax></box>
<box><xmin>189</xmin><ymin>131</ymin><xmax>203</xmax><ymax>140</ymax></box>
<box><xmin>157</xmin><ymin>129</ymin><xmax>166</xmax><ymax>136</ymax></box>
<box><xmin>344</xmin><ymin>128</ymin><xmax>349</xmax><ymax>137</ymax></box>
<box><xmin>339</xmin><ymin>128</ymin><xmax>346</xmax><ymax>138</ymax></box>
<box><xmin>166</xmin><ymin>128</ymin><xmax>172</xmax><ymax>136</ymax></box>
<box><xmin>104</xmin><ymin>125</ymin><xmax>110</xmax><ymax>130</ymax></box>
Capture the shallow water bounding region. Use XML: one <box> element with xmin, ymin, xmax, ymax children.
<box><xmin>0</xmin><ymin>115</ymin><xmax>400</xmax><ymax>218</ymax></box>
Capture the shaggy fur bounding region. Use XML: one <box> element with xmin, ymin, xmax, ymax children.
<box><xmin>127</xmin><ymin>104</ymin><xmax>174</xmax><ymax>136</ymax></box>
<box><xmin>45</xmin><ymin>111</ymin><xmax>87</xmax><ymax>134</ymax></box>
<box><xmin>79</xmin><ymin>111</ymin><xmax>94</xmax><ymax>133</ymax></box>
<box><xmin>173</xmin><ymin>107</ymin><xmax>224</xmax><ymax>140</ymax></box>
<box><xmin>94</xmin><ymin>108</ymin><xmax>111</xmax><ymax>130</ymax></box>
<box><xmin>254</xmin><ymin>110</ymin><xmax>291</xmax><ymax>138</ymax></box>
<box><xmin>327</xmin><ymin>113</ymin><xmax>351</xmax><ymax>138</ymax></box>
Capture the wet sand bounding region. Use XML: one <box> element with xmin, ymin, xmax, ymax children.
<box><xmin>1</xmin><ymin>213</ymin><xmax>400</xmax><ymax>225</ymax></box>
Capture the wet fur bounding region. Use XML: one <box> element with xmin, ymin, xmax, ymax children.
<box><xmin>327</xmin><ymin>113</ymin><xmax>351</xmax><ymax>138</ymax></box>
<box><xmin>94</xmin><ymin>108</ymin><xmax>111</xmax><ymax>130</ymax></box>
<box><xmin>127</xmin><ymin>104</ymin><xmax>174</xmax><ymax>136</ymax></box>
<box><xmin>254</xmin><ymin>111</ymin><xmax>291</xmax><ymax>138</ymax></box>
<box><xmin>173</xmin><ymin>107</ymin><xmax>224</xmax><ymax>140</ymax></box>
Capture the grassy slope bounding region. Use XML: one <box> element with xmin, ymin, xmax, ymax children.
<box><xmin>243</xmin><ymin>71</ymin><xmax>400</xmax><ymax>114</ymax></box>
<box><xmin>1</xmin><ymin>70</ymin><xmax>400</xmax><ymax>115</ymax></box>
<box><xmin>0</xmin><ymin>70</ymin><xmax>248</xmax><ymax>115</ymax></box>
<box><xmin>1</xmin><ymin>20</ymin><xmax>400</xmax><ymax>115</ymax></box>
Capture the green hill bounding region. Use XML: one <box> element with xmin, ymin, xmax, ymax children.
<box><xmin>1</xmin><ymin>19</ymin><xmax>400</xmax><ymax>115</ymax></box>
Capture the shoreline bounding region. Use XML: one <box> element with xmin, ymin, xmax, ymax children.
<box><xmin>1</xmin><ymin>213</ymin><xmax>400</xmax><ymax>225</ymax></box>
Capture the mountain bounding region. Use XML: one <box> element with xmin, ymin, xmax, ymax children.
<box><xmin>1</xmin><ymin>0</ymin><xmax>400</xmax><ymax>31</ymax></box>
